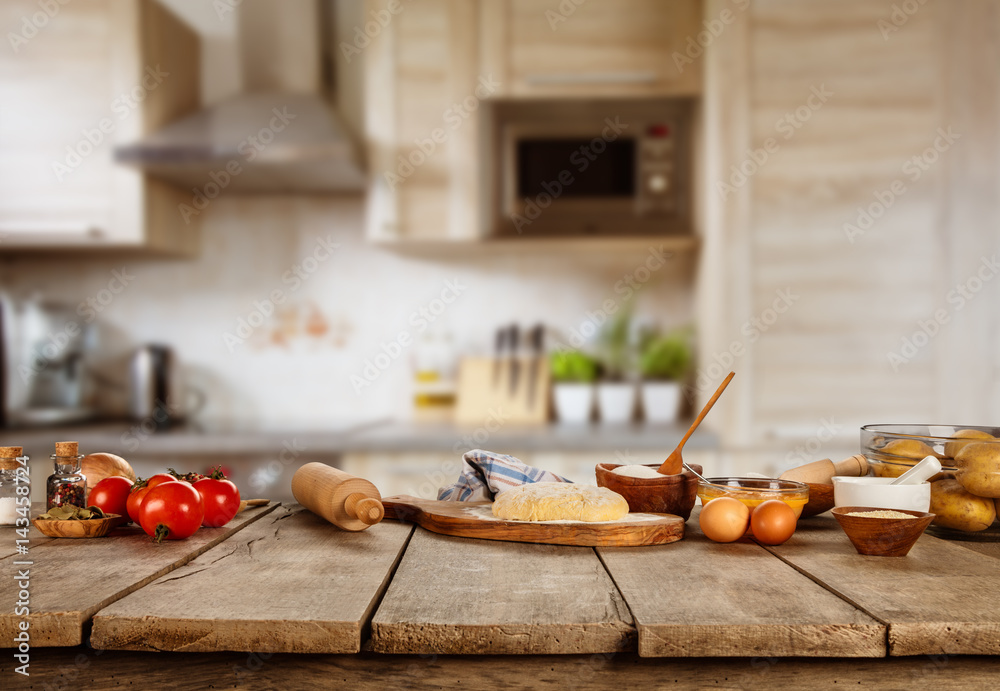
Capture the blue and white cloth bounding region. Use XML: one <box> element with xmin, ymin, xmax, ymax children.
<box><xmin>437</xmin><ymin>449</ymin><xmax>572</xmax><ymax>502</ymax></box>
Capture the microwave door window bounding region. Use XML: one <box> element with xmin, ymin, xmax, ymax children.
<box><xmin>516</xmin><ymin>139</ymin><xmax>636</xmax><ymax>199</ymax></box>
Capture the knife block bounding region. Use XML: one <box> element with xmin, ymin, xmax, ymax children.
<box><xmin>454</xmin><ymin>357</ymin><xmax>550</xmax><ymax>425</ymax></box>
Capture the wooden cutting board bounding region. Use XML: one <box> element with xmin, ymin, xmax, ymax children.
<box><xmin>383</xmin><ymin>496</ymin><xmax>684</xmax><ymax>547</ymax></box>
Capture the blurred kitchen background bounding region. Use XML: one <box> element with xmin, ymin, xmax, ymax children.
<box><xmin>2</xmin><ymin>0</ymin><xmax>999</xmax><ymax>501</ymax></box>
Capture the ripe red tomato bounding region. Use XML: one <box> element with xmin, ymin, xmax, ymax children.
<box><xmin>88</xmin><ymin>476</ymin><xmax>133</xmax><ymax>519</ymax></box>
<box><xmin>126</xmin><ymin>485</ymin><xmax>150</xmax><ymax>523</ymax></box>
<box><xmin>139</xmin><ymin>481</ymin><xmax>205</xmax><ymax>542</ymax></box>
<box><xmin>194</xmin><ymin>469</ymin><xmax>241</xmax><ymax>527</ymax></box>
<box><xmin>147</xmin><ymin>473</ymin><xmax>178</xmax><ymax>488</ymax></box>
<box><xmin>126</xmin><ymin>474</ymin><xmax>178</xmax><ymax>523</ymax></box>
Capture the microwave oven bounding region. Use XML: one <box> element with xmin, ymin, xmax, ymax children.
<box><xmin>486</xmin><ymin>98</ymin><xmax>694</xmax><ymax>238</ymax></box>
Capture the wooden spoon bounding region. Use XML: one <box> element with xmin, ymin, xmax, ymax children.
<box><xmin>658</xmin><ymin>371</ymin><xmax>735</xmax><ymax>475</ymax></box>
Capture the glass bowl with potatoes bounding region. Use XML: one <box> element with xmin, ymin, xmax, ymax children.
<box><xmin>861</xmin><ymin>424</ymin><xmax>1000</xmax><ymax>541</ymax></box>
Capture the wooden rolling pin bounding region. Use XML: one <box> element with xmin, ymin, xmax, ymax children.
<box><xmin>779</xmin><ymin>454</ymin><xmax>868</xmax><ymax>484</ymax></box>
<box><xmin>291</xmin><ymin>463</ymin><xmax>384</xmax><ymax>531</ymax></box>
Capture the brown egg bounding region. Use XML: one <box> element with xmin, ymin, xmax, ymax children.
<box><xmin>750</xmin><ymin>500</ymin><xmax>797</xmax><ymax>545</ymax></box>
<box><xmin>699</xmin><ymin>497</ymin><xmax>750</xmax><ymax>543</ymax></box>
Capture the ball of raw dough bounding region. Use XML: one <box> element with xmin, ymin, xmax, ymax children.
<box><xmin>492</xmin><ymin>482</ymin><xmax>629</xmax><ymax>522</ymax></box>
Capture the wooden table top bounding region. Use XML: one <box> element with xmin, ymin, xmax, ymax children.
<box><xmin>3</xmin><ymin>503</ymin><xmax>1000</xmax><ymax>659</ymax></box>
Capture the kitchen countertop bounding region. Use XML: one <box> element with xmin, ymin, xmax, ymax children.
<box><xmin>0</xmin><ymin>418</ymin><xmax>718</xmax><ymax>458</ymax></box>
<box><xmin>3</xmin><ymin>504</ymin><xmax>999</xmax><ymax>688</ymax></box>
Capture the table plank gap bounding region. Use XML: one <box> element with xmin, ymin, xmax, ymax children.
<box><xmin>0</xmin><ymin>503</ymin><xmax>278</xmax><ymax>648</ymax></box>
<box><xmin>370</xmin><ymin>528</ymin><xmax>636</xmax><ymax>655</ymax></box>
<box><xmin>757</xmin><ymin>542</ymin><xmax>893</xmax><ymax>626</ymax></box>
<box><xmin>359</xmin><ymin>519</ymin><xmax>416</xmax><ymax>651</ymax></box>
<box><xmin>0</xmin><ymin>503</ymin><xmax>60</xmax><ymax>559</ymax></box>
<box><xmin>766</xmin><ymin>514</ymin><xmax>1000</xmax><ymax>656</ymax></box>
<box><xmin>597</xmin><ymin>509</ymin><xmax>886</xmax><ymax>658</ymax></box>
<box><xmin>91</xmin><ymin>505</ymin><xmax>414</xmax><ymax>654</ymax></box>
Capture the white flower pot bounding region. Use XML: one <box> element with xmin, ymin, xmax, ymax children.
<box><xmin>597</xmin><ymin>382</ymin><xmax>636</xmax><ymax>424</ymax></box>
<box><xmin>641</xmin><ymin>381</ymin><xmax>682</xmax><ymax>424</ymax></box>
<box><xmin>553</xmin><ymin>383</ymin><xmax>595</xmax><ymax>424</ymax></box>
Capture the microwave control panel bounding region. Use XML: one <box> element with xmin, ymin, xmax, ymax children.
<box><xmin>636</xmin><ymin>123</ymin><xmax>679</xmax><ymax>216</ymax></box>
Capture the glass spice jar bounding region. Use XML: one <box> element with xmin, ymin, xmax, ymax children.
<box><xmin>46</xmin><ymin>441</ymin><xmax>86</xmax><ymax>510</ymax></box>
<box><xmin>0</xmin><ymin>446</ymin><xmax>22</xmax><ymax>526</ymax></box>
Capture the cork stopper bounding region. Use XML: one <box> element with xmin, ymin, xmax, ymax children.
<box><xmin>55</xmin><ymin>441</ymin><xmax>79</xmax><ymax>457</ymax></box>
<box><xmin>0</xmin><ymin>446</ymin><xmax>21</xmax><ymax>470</ymax></box>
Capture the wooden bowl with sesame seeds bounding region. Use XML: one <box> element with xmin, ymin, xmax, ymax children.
<box><xmin>832</xmin><ymin>506</ymin><xmax>935</xmax><ymax>556</ymax></box>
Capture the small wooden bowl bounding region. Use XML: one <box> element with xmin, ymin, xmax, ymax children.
<box><xmin>800</xmin><ymin>483</ymin><xmax>835</xmax><ymax>518</ymax></box>
<box><xmin>32</xmin><ymin>514</ymin><xmax>126</xmax><ymax>539</ymax></box>
<box><xmin>832</xmin><ymin>506</ymin><xmax>935</xmax><ymax>557</ymax></box>
<box><xmin>595</xmin><ymin>463</ymin><xmax>702</xmax><ymax>520</ymax></box>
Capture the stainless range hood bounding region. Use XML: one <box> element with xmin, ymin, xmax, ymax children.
<box><xmin>115</xmin><ymin>0</ymin><xmax>365</xmax><ymax>193</ymax></box>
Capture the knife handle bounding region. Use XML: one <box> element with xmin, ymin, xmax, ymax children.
<box><xmin>529</xmin><ymin>324</ymin><xmax>544</xmax><ymax>352</ymax></box>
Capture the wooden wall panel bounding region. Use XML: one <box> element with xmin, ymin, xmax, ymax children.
<box><xmin>935</xmin><ymin>0</ymin><xmax>1000</xmax><ymax>424</ymax></box>
<box><xmin>701</xmin><ymin>0</ymin><xmax>1000</xmax><ymax>447</ymax></box>
<box><xmin>743</xmin><ymin>0</ymin><xmax>946</xmax><ymax>435</ymax></box>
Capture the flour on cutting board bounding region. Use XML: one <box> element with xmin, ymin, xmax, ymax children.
<box><xmin>460</xmin><ymin>505</ymin><xmax>664</xmax><ymax>524</ymax></box>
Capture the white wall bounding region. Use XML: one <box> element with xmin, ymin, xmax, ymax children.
<box><xmin>0</xmin><ymin>197</ymin><xmax>695</xmax><ymax>429</ymax></box>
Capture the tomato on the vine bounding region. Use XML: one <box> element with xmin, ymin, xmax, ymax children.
<box><xmin>147</xmin><ymin>473</ymin><xmax>178</xmax><ymax>488</ymax></box>
<box><xmin>167</xmin><ymin>468</ymin><xmax>206</xmax><ymax>484</ymax></box>
<box><xmin>88</xmin><ymin>476</ymin><xmax>133</xmax><ymax>518</ymax></box>
<box><xmin>126</xmin><ymin>474</ymin><xmax>178</xmax><ymax>523</ymax></box>
<box><xmin>193</xmin><ymin>467</ymin><xmax>241</xmax><ymax>527</ymax></box>
<box><xmin>139</xmin><ymin>481</ymin><xmax>204</xmax><ymax>542</ymax></box>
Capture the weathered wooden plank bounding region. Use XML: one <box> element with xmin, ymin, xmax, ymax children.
<box><xmin>5</xmin><ymin>647</ymin><xmax>1000</xmax><ymax>691</ymax></box>
<box><xmin>598</xmin><ymin>511</ymin><xmax>885</xmax><ymax>658</ymax></box>
<box><xmin>0</xmin><ymin>504</ymin><xmax>277</xmax><ymax>648</ymax></box>
<box><xmin>91</xmin><ymin>505</ymin><xmax>414</xmax><ymax>653</ymax></box>
<box><xmin>953</xmin><ymin>540</ymin><xmax>1000</xmax><ymax>561</ymax></box>
<box><xmin>0</xmin><ymin>503</ymin><xmax>55</xmax><ymax>559</ymax></box>
<box><xmin>764</xmin><ymin>515</ymin><xmax>1000</xmax><ymax>656</ymax></box>
<box><xmin>370</xmin><ymin>528</ymin><xmax>635</xmax><ymax>654</ymax></box>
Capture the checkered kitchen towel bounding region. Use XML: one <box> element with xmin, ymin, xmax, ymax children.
<box><xmin>437</xmin><ymin>449</ymin><xmax>572</xmax><ymax>502</ymax></box>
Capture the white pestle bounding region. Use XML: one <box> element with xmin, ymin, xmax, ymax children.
<box><xmin>889</xmin><ymin>455</ymin><xmax>942</xmax><ymax>486</ymax></box>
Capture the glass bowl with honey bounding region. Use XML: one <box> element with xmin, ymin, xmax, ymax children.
<box><xmin>696</xmin><ymin>477</ymin><xmax>810</xmax><ymax>519</ymax></box>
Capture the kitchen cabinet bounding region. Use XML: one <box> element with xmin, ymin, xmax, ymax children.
<box><xmin>364</xmin><ymin>0</ymin><xmax>703</xmax><ymax>244</ymax></box>
<box><xmin>365</xmin><ymin>0</ymin><xmax>481</xmax><ymax>243</ymax></box>
<box><xmin>481</xmin><ymin>0</ymin><xmax>703</xmax><ymax>98</ymax></box>
<box><xmin>0</xmin><ymin>0</ymin><xmax>200</xmax><ymax>254</ymax></box>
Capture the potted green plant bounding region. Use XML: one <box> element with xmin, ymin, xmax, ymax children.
<box><xmin>595</xmin><ymin>310</ymin><xmax>637</xmax><ymax>424</ymax></box>
<box><xmin>550</xmin><ymin>350</ymin><xmax>597</xmax><ymax>424</ymax></box>
<box><xmin>639</xmin><ymin>330</ymin><xmax>693</xmax><ymax>424</ymax></box>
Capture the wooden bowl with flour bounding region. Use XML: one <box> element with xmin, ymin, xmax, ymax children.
<box><xmin>595</xmin><ymin>463</ymin><xmax>702</xmax><ymax>520</ymax></box>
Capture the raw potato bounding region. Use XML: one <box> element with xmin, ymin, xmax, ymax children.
<box><xmin>881</xmin><ymin>439</ymin><xmax>940</xmax><ymax>460</ymax></box>
<box><xmin>929</xmin><ymin>479</ymin><xmax>996</xmax><ymax>532</ymax></box>
<box><xmin>870</xmin><ymin>458</ymin><xmax>911</xmax><ymax>478</ymax></box>
<box><xmin>954</xmin><ymin>442</ymin><xmax>1000</xmax><ymax>498</ymax></box>
<box><xmin>944</xmin><ymin>429</ymin><xmax>996</xmax><ymax>459</ymax></box>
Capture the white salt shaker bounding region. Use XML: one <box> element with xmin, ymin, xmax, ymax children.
<box><xmin>0</xmin><ymin>446</ymin><xmax>24</xmax><ymax>525</ymax></box>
